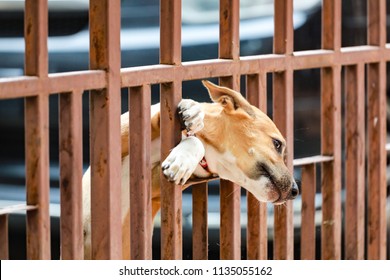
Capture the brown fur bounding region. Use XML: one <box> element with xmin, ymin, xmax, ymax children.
<box><xmin>117</xmin><ymin>80</ymin><xmax>294</xmax><ymax>259</ymax></box>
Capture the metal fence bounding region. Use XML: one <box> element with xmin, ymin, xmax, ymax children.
<box><xmin>0</xmin><ymin>0</ymin><xmax>388</xmax><ymax>260</ymax></box>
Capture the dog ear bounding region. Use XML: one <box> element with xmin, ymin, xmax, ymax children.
<box><xmin>202</xmin><ymin>80</ymin><xmax>254</xmax><ymax>116</ymax></box>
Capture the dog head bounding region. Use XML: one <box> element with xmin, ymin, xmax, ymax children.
<box><xmin>200</xmin><ymin>80</ymin><xmax>298</xmax><ymax>204</ymax></box>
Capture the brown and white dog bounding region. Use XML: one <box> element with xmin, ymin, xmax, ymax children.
<box><xmin>82</xmin><ymin>80</ymin><xmax>298</xmax><ymax>259</ymax></box>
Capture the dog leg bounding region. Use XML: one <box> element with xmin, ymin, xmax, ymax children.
<box><xmin>161</xmin><ymin>99</ymin><xmax>205</xmax><ymax>185</ymax></box>
<box><xmin>161</xmin><ymin>136</ymin><xmax>205</xmax><ymax>185</ymax></box>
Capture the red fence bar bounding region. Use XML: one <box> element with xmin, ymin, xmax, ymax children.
<box><xmin>192</xmin><ymin>182</ymin><xmax>208</xmax><ymax>260</ymax></box>
<box><xmin>219</xmin><ymin>0</ymin><xmax>240</xmax><ymax>60</ymax></box>
<box><xmin>218</xmin><ymin>0</ymin><xmax>241</xmax><ymax>260</ymax></box>
<box><xmin>272</xmin><ymin>0</ymin><xmax>294</xmax><ymax>260</ymax></box>
<box><xmin>0</xmin><ymin>71</ymin><xmax>106</xmax><ymax>99</ymax></box>
<box><xmin>89</xmin><ymin>0</ymin><xmax>122</xmax><ymax>259</ymax></box>
<box><xmin>272</xmin><ymin>69</ymin><xmax>294</xmax><ymax>260</ymax></box>
<box><xmin>25</xmin><ymin>0</ymin><xmax>48</xmax><ymax>77</ymax></box>
<box><xmin>320</xmin><ymin>66</ymin><xmax>342</xmax><ymax>260</ymax></box>
<box><xmin>129</xmin><ymin>85</ymin><xmax>152</xmax><ymax>260</ymax></box>
<box><xmin>344</xmin><ymin>64</ymin><xmax>365</xmax><ymax>259</ymax></box>
<box><xmin>59</xmin><ymin>90</ymin><xmax>84</xmax><ymax>260</ymax></box>
<box><xmin>160</xmin><ymin>80</ymin><xmax>183</xmax><ymax>260</ymax></box>
<box><xmin>367</xmin><ymin>0</ymin><xmax>387</xmax><ymax>260</ymax></box>
<box><xmin>246</xmin><ymin>73</ymin><xmax>268</xmax><ymax>260</ymax></box>
<box><xmin>219</xmin><ymin>176</ymin><xmax>241</xmax><ymax>260</ymax></box>
<box><xmin>219</xmin><ymin>75</ymin><xmax>241</xmax><ymax>261</ymax></box>
<box><xmin>24</xmin><ymin>0</ymin><xmax>51</xmax><ymax>260</ymax></box>
<box><xmin>219</xmin><ymin>78</ymin><xmax>241</xmax><ymax>262</ymax></box>
<box><xmin>321</xmin><ymin>0</ymin><xmax>342</xmax><ymax>260</ymax></box>
<box><xmin>160</xmin><ymin>0</ymin><xmax>183</xmax><ymax>260</ymax></box>
<box><xmin>300</xmin><ymin>164</ymin><xmax>316</xmax><ymax>260</ymax></box>
<box><xmin>25</xmin><ymin>93</ymin><xmax>51</xmax><ymax>260</ymax></box>
<box><xmin>0</xmin><ymin>215</ymin><xmax>9</xmax><ymax>259</ymax></box>
<box><xmin>121</xmin><ymin>45</ymin><xmax>390</xmax><ymax>87</ymax></box>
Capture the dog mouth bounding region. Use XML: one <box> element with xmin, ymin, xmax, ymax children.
<box><xmin>257</xmin><ymin>163</ymin><xmax>296</xmax><ymax>204</ymax></box>
<box><xmin>272</xmin><ymin>195</ymin><xmax>287</xmax><ymax>205</ymax></box>
<box><xmin>257</xmin><ymin>164</ymin><xmax>282</xmax><ymax>203</ymax></box>
<box><xmin>267</xmin><ymin>179</ymin><xmax>284</xmax><ymax>204</ymax></box>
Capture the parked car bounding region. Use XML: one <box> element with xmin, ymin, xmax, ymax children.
<box><xmin>0</xmin><ymin>0</ymin><xmax>389</xmax><ymax>259</ymax></box>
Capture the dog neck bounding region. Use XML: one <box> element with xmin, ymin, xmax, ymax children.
<box><xmin>186</xmin><ymin>131</ymin><xmax>215</xmax><ymax>177</ymax></box>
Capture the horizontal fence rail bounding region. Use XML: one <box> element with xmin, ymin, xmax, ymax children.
<box><xmin>2</xmin><ymin>46</ymin><xmax>390</xmax><ymax>98</ymax></box>
<box><xmin>0</xmin><ymin>0</ymin><xmax>388</xmax><ymax>260</ymax></box>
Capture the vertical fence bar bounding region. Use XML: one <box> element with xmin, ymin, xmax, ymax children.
<box><xmin>192</xmin><ymin>182</ymin><xmax>208</xmax><ymax>260</ymax></box>
<box><xmin>219</xmin><ymin>0</ymin><xmax>241</xmax><ymax>260</ymax></box>
<box><xmin>345</xmin><ymin>64</ymin><xmax>365</xmax><ymax>259</ymax></box>
<box><xmin>322</xmin><ymin>0</ymin><xmax>341</xmax><ymax>50</ymax></box>
<box><xmin>219</xmin><ymin>0</ymin><xmax>240</xmax><ymax>60</ymax></box>
<box><xmin>300</xmin><ymin>164</ymin><xmax>316</xmax><ymax>260</ymax></box>
<box><xmin>273</xmin><ymin>0</ymin><xmax>294</xmax><ymax>260</ymax></box>
<box><xmin>129</xmin><ymin>85</ymin><xmax>152</xmax><ymax>260</ymax></box>
<box><xmin>160</xmin><ymin>0</ymin><xmax>183</xmax><ymax>260</ymax></box>
<box><xmin>367</xmin><ymin>0</ymin><xmax>387</xmax><ymax>260</ymax></box>
<box><xmin>272</xmin><ymin>70</ymin><xmax>294</xmax><ymax>260</ymax></box>
<box><xmin>89</xmin><ymin>0</ymin><xmax>122</xmax><ymax>259</ymax></box>
<box><xmin>274</xmin><ymin>0</ymin><xmax>294</xmax><ymax>54</ymax></box>
<box><xmin>219</xmin><ymin>75</ymin><xmax>241</xmax><ymax>260</ymax></box>
<box><xmin>219</xmin><ymin>178</ymin><xmax>241</xmax><ymax>260</ymax></box>
<box><xmin>25</xmin><ymin>0</ymin><xmax>48</xmax><ymax>76</ymax></box>
<box><xmin>59</xmin><ymin>90</ymin><xmax>84</xmax><ymax>260</ymax></box>
<box><xmin>25</xmin><ymin>94</ymin><xmax>51</xmax><ymax>260</ymax></box>
<box><xmin>321</xmin><ymin>0</ymin><xmax>342</xmax><ymax>260</ymax></box>
<box><xmin>160</xmin><ymin>81</ymin><xmax>183</xmax><ymax>260</ymax></box>
<box><xmin>246</xmin><ymin>73</ymin><xmax>268</xmax><ymax>260</ymax></box>
<box><xmin>24</xmin><ymin>0</ymin><xmax>51</xmax><ymax>260</ymax></box>
<box><xmin>0</xmin><ymin>215</ymin><xmax>9</xmax><ymax>259</ymax></box>
<box><xmin>320</xmin><ymin>66</ymin><xmax>342</xmax><ymax>260</ymax></box>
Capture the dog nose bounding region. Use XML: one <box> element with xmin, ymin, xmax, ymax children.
<box><xmin>289</xmin><ymin>181</ymin><xmax>299</xmax><ymax>199</ymax></box>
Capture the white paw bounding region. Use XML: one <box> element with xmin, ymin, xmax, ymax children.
<box><xmin>178</xmin><ymin>99</ymin><xmax>204</xmax><ymax>134</ymax></box>
<box><xmin>161</xmin><ymin>136</ymin><xmax>205</xmax><ymax>185</ymax></box>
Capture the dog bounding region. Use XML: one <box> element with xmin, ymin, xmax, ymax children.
<box><xmin>82</xmin><ymin>80</ymin><xmax>298</xmax><ymax>259</ymax></box>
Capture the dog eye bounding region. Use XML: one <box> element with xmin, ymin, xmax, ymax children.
<box><xmin>273</xmin><ymin>138</ymin><xmax>282</xmax><ymax>153</ymax></box>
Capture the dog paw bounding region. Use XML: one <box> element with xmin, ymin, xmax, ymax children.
<box><xmin>161</xmin><ymin>136</ymin><xmax>205</xmax><ymax>185</ymax></box>
<box><xmin>178</xmin><ymin>99</ymin><xmax>204</xmax><ymax>134</ymax></box>
<box><xmin>162</xmin><ymin>154</ymin><xmax>195</xmax><ymax>185</ymax></box>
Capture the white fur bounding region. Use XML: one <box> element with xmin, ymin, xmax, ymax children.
<box><xmin>201</xmin><ymin>146</ymin><xmax>272</xmax><ymax>202</ymax></box>
<box><xmin>159</xmin><ymin>99</ymin><xmax>206</xmax><ymax>185</ymax></box>
<box><xmin>161</xmin><ymin>136</ymin><xmax>205</xmax><ymax>185</ymax></box>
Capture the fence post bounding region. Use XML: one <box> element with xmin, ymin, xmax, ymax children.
<box><xmin>219</xmin><ymin>0</ymin><xmax>241</xmax><ymax>260</ymax></box>
<box><xmin>344</xmin><ymin>64</ymin><xmax>365</xmax><ymax>259</ymax></box>
<box><xmin>59</xmin><ymin>90</ymin><xmax>84</xmax><ymax>259</ymax></box>
<box><xmin>246</xmin><ymin>73</ymin><xmax>268</xmax><ymax>260</ymax></box>
<box><xmin>89</xmin><ymin>0</ymin><xmax>122</xmax><ymax>259</ymax></box>
<box><xmin>367</xmin><ymin>0</ymin><xmax>387</xmax><ymax>260</ymax></box>
<box><xmin>321</xmin><ymin>0</ymin><xmax>342</xmax><ymax>260</ymax></box>
<box><xmin>0</xmin><ymin>215</ymin><xmax>9</xmax><ymax>259</ymax></box>
<box><xmin>160</xmin><ymin>0</ymin><xmax>183</xmax><ymax>260</ymax></box>
<box><xmin>192</xmin><ymin>182</ymin><xmax>209</xmax><ymax>260</ymax></box>
<box><xmin>300</xmin><ymin>164</ymin><xmax>316</xmax><ymax>260</ymax></box>
<box><xmin>273</xmin><ymin>0</ymin><xmax>294</xmax><ymax>260</ymax></box>
<box><xmin>129</xmin><ymin>85</ymin><xmax>152</xmax><ymax>260</ymax></box>
<box><xmin>24</xmin><ymin>0</ymin><xmax>51</xmax><ymax>260</ymax></box>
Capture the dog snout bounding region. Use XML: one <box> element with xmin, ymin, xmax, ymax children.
<box><xmin>288</xmin><ymin>181</ymin><xmax>299</xmax><ymax>200</ymax></box>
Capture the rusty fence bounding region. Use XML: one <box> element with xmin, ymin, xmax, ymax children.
<box><xmin>0</xmin><ymin>0</ymin><xmax>388</xmax><ymax>260</ymax></box>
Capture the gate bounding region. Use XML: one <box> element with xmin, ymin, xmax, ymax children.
<box><xmin>0</xmin><ymin>0</ymin><xmax>388</xmax><ymax>260</ymax></box>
